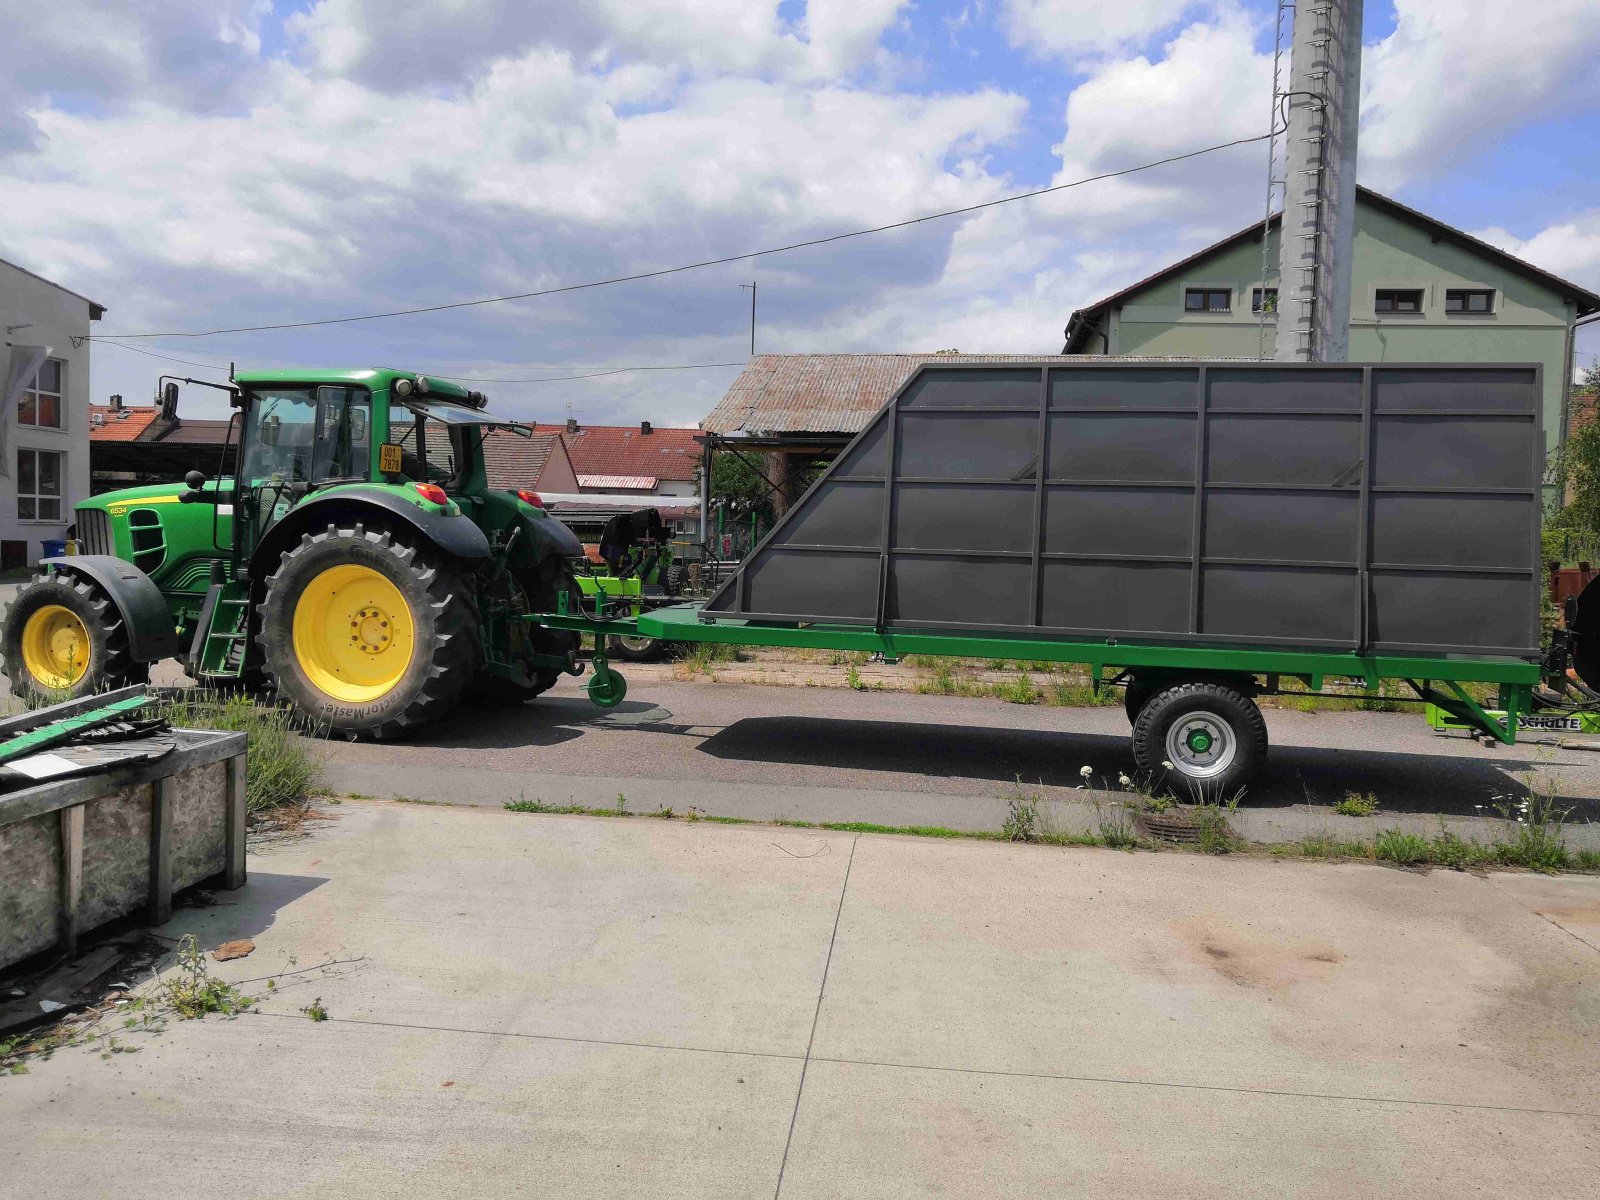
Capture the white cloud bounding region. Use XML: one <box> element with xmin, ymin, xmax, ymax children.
<box><xmin>1473</xmin><ymin>213</ymin><xmax>1600</xmax><ymax>294</ymax></box>
<box><xmin>1361</xmin><ymin>0</ymin><xmax>1600</xmax><ymax>188</ymax></box>
<box><xmin>1000</xmin><ymin>0</ymin><xmax>1198</xmax><ymax>59</ymax></box>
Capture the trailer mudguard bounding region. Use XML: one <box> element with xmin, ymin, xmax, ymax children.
<box><xmin>40</xmin><ymin>555</ymin><xmax>183</xmax><ymax>663</ymax></box>
<box><xmin>248</xmin><ymin>487</ymin><xmax>493</xmax><ymax>577</ymax></box>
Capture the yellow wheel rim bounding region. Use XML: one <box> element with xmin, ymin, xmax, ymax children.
<box><xmin>291</xmin><ymin>564</ymin><xmax>416</xmax><ymax>704</ymax></box>
<box><xmin>21</xmin><ymin>604</ymin><xmax>91</xmax><ymax>690</ymax></box>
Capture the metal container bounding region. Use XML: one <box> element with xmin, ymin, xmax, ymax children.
<box><xmin>704</xmin><ymin>362</ymin><xmax>1543</xmax><ymax>659</ymax></box>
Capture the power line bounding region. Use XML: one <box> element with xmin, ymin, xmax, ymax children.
<box><xmin>97</xmin><ymin>338</ymin><xmax>744</xmax><ymax>382</ymax></box>
<box><xmin>90</xmin><ymin>129</ymin><xmax>1278</xmax><ymax>341</ymax></box>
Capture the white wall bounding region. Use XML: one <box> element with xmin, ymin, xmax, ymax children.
<box><xmin>0</xmin><ymin>261</ymin><xmax>96</xmax><ymax>568</ymax></box>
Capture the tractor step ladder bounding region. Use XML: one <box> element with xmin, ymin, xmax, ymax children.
<box><xmin>192</xmin><ymin>579</ymin><xmax>252</xmax><ymax>679</ymax></box>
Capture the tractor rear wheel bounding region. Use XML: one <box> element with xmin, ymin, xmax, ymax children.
<box><xmin>258</xmin><ymin>524</ymin><xmax>481</xmax><ymax>739</ymax></box>
<box><xmin>1</xmin><ymin>572</ymin><xmax>150</xmax><ymax>701</ymax></box>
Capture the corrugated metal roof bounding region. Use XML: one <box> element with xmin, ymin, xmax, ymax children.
<box><xmin>701</xmin><ymin>353</ymin><xmax>1217</xmax><ymax>435</ymax></box>
<box><xmin>577</xmin><ymin>474</ymin><xmax>657</xmax><ymax>490</ymax></box>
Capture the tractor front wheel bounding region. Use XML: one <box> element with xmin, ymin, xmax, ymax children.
<box><xmin>258</xmin><ymin>524</ymin><xmax>481</xmax><ymax>739</ymax></box>
<box><xmin>1</xmin><ymin>572</ymin><xmax>150</xmax><ymax>701</ymax></box>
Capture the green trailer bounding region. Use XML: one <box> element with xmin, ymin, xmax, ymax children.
<box><xmin>537</xmin><ymin>360</ymin><xmax>1557</xmax><ymax>795</ymax></box>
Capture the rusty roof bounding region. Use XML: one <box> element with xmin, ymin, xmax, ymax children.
<box><xmin>702</xmin><ymin>353</ymin><xmax>1207</xmax><ymax>435</ymax></box>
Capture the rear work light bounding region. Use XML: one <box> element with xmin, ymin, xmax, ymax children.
<box><xmin>411</xmin><ymin>482</ymin><xmax>449</xmax><ymax>505</ymax></box>
<box><xmin>515</xmin><ymin>489</ymin><xmax>544</xmax><ymax>507</ymax></box>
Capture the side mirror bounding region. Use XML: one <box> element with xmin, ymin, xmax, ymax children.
<box><xmin>160</xmin><ymin>381</ymin><xmax>180</xmax><ymax>421</ymax></box>
<box><xmin>260</xmin><ymin>414</ymin><xmax>281</xmax><ymax>447</ymax></box>
<box><xmin>349</xmin><ymin>407</ymin><xmax>368</xmax><ymax>443</ymax></box>
<box><xmin>185</xmin><ymin>470</ymin><xmax>206</xmax><ymax>491</ymax></box>
<box><xmin>180</xmin><ymin>469</ymin><xmax>211</xmax><ymax>505</ymax></box>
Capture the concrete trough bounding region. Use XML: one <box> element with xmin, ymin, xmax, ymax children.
<box><xmin>0</xmin><ymin>727</ymin><xmax>248</xmax><ymax>973</ymax></box>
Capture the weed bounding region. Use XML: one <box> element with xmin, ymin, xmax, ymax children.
<box><xmin>155</xmin><ymin>694</ymin><xmax>322</xmax><ymax>817</ymax></box>
<box><xmin>504</xmin><ymin>797</ymin><xmax>547</xmax><ymax>813</ymax></box>
<box><xmin>152</xmin><ymin>934</ymin><xmax>254</xmax><ymax>1019</ymax></box>
<box><xmin>1375</xmin><ymin>827</ymin><xmax>1431</xmax><ymax>866</ymax></box>
<box><xmin>845</xmin><ymin>665</ymin><xmax>865</xmax><ymax>691</ymax></box>
<box><xmin>992</xmin><ymin>674</ymin><xmax>1039</xmax><ymax>705</ymax></box>
<box><xmin>1296</xmin><ymin>833</ymin><xmax>1369</xmax><ymax>859</ymax></box>
<box><xmin>1429</xmin><ymin>828</ymin><xmax>1496</xmax><ymax>870</ymax></box>
<box><xmin>1002</xmin><ymin>792</ymin><xmax>1040</xmax><ymax>842</ymax></box>
<box><xmin>1095</xmin><ymin>801</ymin><xmax>1138</xmax><ymax>849</ymax></box>
<box><xmin>1334</xmin><ymin>791</ymin><xmax>1379</xmax><ymax>818</ymax></box>
<box><xmin>654</xmin><ymin>804</ymin><xmax>674</xmax><ymax>819</ymax></box>
<box><xmin>300</xmin><ymin>998</ymin><xmax>329</xmax><ymax>1022</ymax></box>
<box><xmin>615</xmin><ymin>792</ymin><xmax>629</xmax><ymax>816</ymax></box>
<box><xmin>1489</xmin><ymin>777</ymin><xmax>1572</xmax><ymax>871</ymax></box>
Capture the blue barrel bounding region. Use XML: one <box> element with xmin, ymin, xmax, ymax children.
<box><xmin>40</xmin><ymin>538</ymin><xmax>67</xmax><ymax>559</ymax></box>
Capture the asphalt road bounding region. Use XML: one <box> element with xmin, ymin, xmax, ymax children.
<box><xmin>315</xmin><ymin>674</ymin><xmax>1600</xmax><ymax>829</ymax></box>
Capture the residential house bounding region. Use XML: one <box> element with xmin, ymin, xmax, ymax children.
<box><xmin>1061</xmin><ymin>187</ymin><xmax>1600</xmax><ymax>459</ymax></box>
<box><xmin>480</xmin><ymin>429</ymin><xmax>579</xmax><ymax>494</ymax></box>
<box><xmin>1</xmin><ymin>257</ymin><xmax>103</xmax><ymax>570</ymax></box>
<box><xmin>88</xmin><ymin>395</ymin><xmax>236</xmax><ymax>493</ymax></box>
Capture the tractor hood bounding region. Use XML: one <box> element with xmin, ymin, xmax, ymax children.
<box><xmin>398</xmin><ymin>397</ymin><xmax>526</xmax><ymax>429</ymax></box>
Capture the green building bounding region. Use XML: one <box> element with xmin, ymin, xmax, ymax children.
<box><xmin>1062</xmin><ymin>187</ymin><xmax>1600</xmax><ymax>457</ymax></box>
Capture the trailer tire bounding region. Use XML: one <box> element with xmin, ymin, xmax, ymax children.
<box><xmin>608</xmin><ymin>633</ymin><xmax>665</xmax><ymax>663</ymax></box>
<box><xmin>1132</xmin><ymin>681</ymin><xmax>1266</xmax><ymax>798</ymax></box>
<box><xmin>1124</xmin><ymin>680</ymin><xmax>1157</xmax><ymax>725</ymax></box>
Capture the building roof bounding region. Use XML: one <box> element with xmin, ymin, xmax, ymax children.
<box><xmin>88</xmin><ymin>405</ymin><xmax>162</xmax><ymax>441</ymax></box>
<box><xmin>482</xmin><ymin>430</ymin><xmax>566</xmax><ymax>491</ymax></box>
<box><xmin>154</xmin><ymin>419</ymin><xmax>233</xmax><ymax>446</ymax></box>
<box><xmin>531</xmin><ymin>422</ymin><xmax>701</xmax><ymax>482</ymax></box>
<box><xmin>0</xmin><ymin>255</ymin><xmax>106</xmax><ymax>320</ymax></box>
<box><xmin>704</xmin><ymin>353</ymin><xmax>1097</xmax><ymax>436</ymax></box>
<box><xmin>577</xmin><ymin>474</ymin><xmax>657</xmax><ymax>490</ymax></box>
<box><xmin>1062</xmin><ymin>185</ymin><xmax>1600</xmax><ymax>352</ymax></box>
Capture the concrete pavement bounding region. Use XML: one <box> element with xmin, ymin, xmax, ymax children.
<box><xmin>2</xmin><ymin>800</ymin><xmax>1597</xmax><ymax>1198</ymax></box>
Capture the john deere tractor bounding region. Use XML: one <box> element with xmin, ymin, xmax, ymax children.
<box><xmin>1</xmin><ymin>368</ymin><xmax>588</xmax><ymax>737</ymax></box>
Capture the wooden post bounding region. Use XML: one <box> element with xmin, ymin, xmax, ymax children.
<box><xmin>148</xmin><ymin>777</ymin><xmax>173</xmax><ymax>925</ymax></box>
<box><xmin>58</xmin><ymin>805</ymin><xmax>84</xmax><ymax>953</ymax></box>
<box><xmin>223</xmin><ymin>752</ymin><xmax>247</xmax><ymax>889</ymax></box>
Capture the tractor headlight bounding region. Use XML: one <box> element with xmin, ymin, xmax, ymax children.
<box><xmin>394</xmin><ymin>378</ymin><xmax>414</xmax><ymax>396</ymax></box>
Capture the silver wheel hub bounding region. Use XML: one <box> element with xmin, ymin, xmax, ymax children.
<box><xmin>618</xmin><ymin>635</ymin><xmax>655</xmax><ymax>652</ymax></box>
<box><xmin>1164</xmin><ymin>710</ymin><xmax>1237</xmax><ymax>779</ymax></box>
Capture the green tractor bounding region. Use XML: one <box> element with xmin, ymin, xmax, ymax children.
<box><xmin>1</xmin><ymin>368</ymin><xmax>588</xmax><ymax>737</ymax></box>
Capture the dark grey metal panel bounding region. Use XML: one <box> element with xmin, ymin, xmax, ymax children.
<box><xmin>705</xmin><ymin>360</ymin><xmax>1543</xmax><ymax>660</ymax></box>
<box><xmin>892</xmin><ymin>554</ymin><xmax>1033</xmax><ymax>626</ymax></box>
<box><xmin>1202</xmin><ymin>565</ymin><xmax>1359</xmax><ymax>645</ymax></box>
<box><xmin>895</xmin><ymin>483</ymin><xmax>1034</xmax><ymax>554</ymax></box>
<box><xmin>1203</xmin><ymin>491</ymin><xmax>1359</xmax><ymax>563</ymax></box>
<box><xmin>1045</xmin><ymin>487</ymin><xmax>1192</xmax><ymax>558</ymax></box>
<box><xmin>897</xmin><ymin>412</ymin><xmax>1039</xmax><ymax>480</ymax></box>
<box><xmin>900</xmin><ymin>368</ymin><xmax>1039</xmax><ymax>409</ymax></box>
<box><xmin>1048</xmin><ymin>413</ymin><xmax>1195</xmax><ymax>482</ymax></box>
<box><xmin>1206</xmin><ymin>415</ymin><xmax>1363</xmax><ymax>486</ymax></box>
<box><xmin>1039</xmin><ymin>561</ymin><xmax>1190</xmax><ymax>634</ymax></box>
<box><xmin>770</xmin><ymin>479</ymin><xmax>883</xmax><ymax>548</ymax></box>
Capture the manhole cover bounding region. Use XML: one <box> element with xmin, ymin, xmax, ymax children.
<box><xmin>1136</xmin><ymin>811</ymin><xmax>1202</xmax><ymax>844</ymax></box>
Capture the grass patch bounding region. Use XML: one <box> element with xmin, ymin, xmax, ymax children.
<box><xmin>1374</xmin><ymin>827</ymin><xmax>1431</xmax><ymax>866</ymax></box>
<box><xmin>1333</xmin><ymin>791</ymin><xmax>1379</xmax><ymax>817</ymax></box>
<box><xmin>155</xmin><ymin>694</ymin><xmax>321</xmax><ymax>818</ymax></box>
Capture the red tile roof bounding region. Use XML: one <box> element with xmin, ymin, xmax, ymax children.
<box><xmin>532</xmin><ymin>423</ymin><xmax>700</xmax><ymax>482</ymax></box>
<box><xmin>88</xmin><ymin>405</ymin><xmax>161</xmax><ymax>441</ymax></box>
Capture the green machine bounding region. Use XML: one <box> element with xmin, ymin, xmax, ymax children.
<box><xmin>2</xmin><ymin>369</ymin><xmax>589</xmax><ymax>738</ymax></box>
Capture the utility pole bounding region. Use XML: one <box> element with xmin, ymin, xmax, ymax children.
<box><xmin>1274</xmin><ymin>0</ymin><xmax>1363</xmax><ymax>363</ymax></box>
<box><xmin>740</xmin><ymin>282</ymin><xmax>757</xmax><ymax>357</ymax></box>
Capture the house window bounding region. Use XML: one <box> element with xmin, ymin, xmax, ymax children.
<box><xmin>1374</xmin><ymin>288</ymin><xmax>1425</xmax><ymax>314</ymax></box>
<box><xmin>1184</xmin><ymin>288</ymin><xmax>1232</xmax><ymax>313</ymax></box>
<box><xmin>1251</xmin><ymin>287</ymin><xmax>1278</xmax><ymax>314</ymax></box>
<box><xmin>1445</xmin><ymin>288</ymin><xmax>1495</xmax><ymax>314</ymax></box>
<box><xmin>17</xmin><ymin>449</ymin><xmax>63</xmax><ymax>522</ymax></box>
<box><xmin>17</xmin><ymin>357</ymin><xmax>64</xmax><ymax>428</ymax></box>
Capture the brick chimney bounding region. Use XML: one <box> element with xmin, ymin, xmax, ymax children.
<box><xmin>565</xmin><ymin>418</ymin><xmax>579</xmax><ymax>434</ymax></box>
<box><xmin>108</xmin><ymin>393</ymin><xmax>123</xmax><ymax>410</ymax></box>
<box><xmin>640</xmin><ymin>420</ymin><xmax>653</xmax><ymax>435</ymax></box>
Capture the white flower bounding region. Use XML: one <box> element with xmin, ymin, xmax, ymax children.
<box><xmin>1079</xmin><ymin>765</ymin><xmax>1093</xmax><ymax>778</ymax></box>
<box><xmin>1161</xmin><ymin>760</ymin><xmax>1174</xmax><ymax>771</ymax></box>
<box><xmin>1118</xmin><ymin>774</ymin><xmax>1132</xmax><ymax>787</ymax></box>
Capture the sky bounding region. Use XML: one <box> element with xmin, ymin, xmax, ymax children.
<box><xmin>2</xmin><ymin>0</ymin><xmax>1598</xmax><ymax>427</ymax></box>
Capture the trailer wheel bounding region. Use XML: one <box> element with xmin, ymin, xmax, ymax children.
<box><xmin>1123</xmin><ymin>680</ymin><xmax>1157</xmax><ymax>725</ymax></box>
<box><xmin>1</xmin><ymin>572</ymin><xmax>150</xmax><ymax>701</ymax></box>
<box><xmin>1131</xmin><ymin>681</ymin><xmax>1266</xmax><ymax>797</ymax></box>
